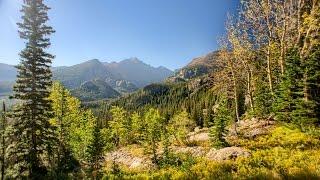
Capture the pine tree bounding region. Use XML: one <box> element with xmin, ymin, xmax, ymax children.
<box><xmin>86</xmin><ymin>122</ymin><xmax>104</xmax><ymax>179</ymax></box>
<box><xmin>8</xmin><ymin>0</ymin><xmax>55</xmax><ymax>178</ymax></box>
<box><xmin>210</xmin><ymin>98</ymin><xmax>230</xmax><ymax>148</ymax></box>
<box><xmin>0</xmin><ymin>102</ymin><xmax>7</xmax><ymax>180</ymax></box>
<box><xmin>291</xmin><ymin>45</ymin><xmax>320</xmax><ymax>129</ymax></box>
<box><xmin>303</xmin><ymin>44</ymin><xmax>320</xmax><ymax>124</ymax></box>
<box><xmin>273</xmin><ymin>47</ymin><xmax>319</xmax><ymax>129</ymax></box>
<box><xmin>273</xmin><ymin>48</ymin><xmax>304</xmax><ymax>122</ymax></box>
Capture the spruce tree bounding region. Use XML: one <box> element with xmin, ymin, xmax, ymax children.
<box><xmin>273</xmin><ymin>48</ymin><xmax>304</xmax><ymax>122</ymax></box>
<box><xmin>0</xmin><ymin>102</ymin><xmax>7</xmax><ymax>180</ymax></box>
<box><xmin>8</xmin><ymin>0</ymin><xmax>55</xmax><ymax>178</ymax></box>
<box><xmin>273</xmin><ymin>47</ymin><xmax>319</xmax><ymax>129</ymax></box>
<box><xmin>209</xmin><ymin>98</ymin><xmax>230</xmax><ymax>148</ymax></box>
<box><xmin>86</xmin><ymin>122</ymin><xmax>104</xmax><ymax>179</ymax></box>
<box><xmin>302</xmin><ymin>44</ymin><xmax>320</xmax><ymax>124</ymax></box>
<box><xmin>291</xmin><ymin>45</ymin><xmax>320</xmax><ymax>129</ymax></box>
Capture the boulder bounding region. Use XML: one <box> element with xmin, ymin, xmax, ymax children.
<box><xmin>171</xmin><ymin>146</ymin><xmax>208</xmax><ymax>157</ymax></box>
<box><xmin>188</xmin><ymin>128</ymin><xmax>210</xmax><ymax>142</ymax></box>
<box><xmin>105</xmin><ymin>149</ymin><xmax>153</xmax><ymax>170</ymax></box>
<box><xmin>188</xmin><ymin>132</ymin><xmax>210</xmax><ymax>142</ymax></box>
<box><xmin>206</xmin><ymin>147</ymin><xmax>251</xmax><ymax>161</ymax></box>
<box><xmin>229</xmin><ymin>118</ymin><xmax>276</xmax><ymax>139</ymax></box>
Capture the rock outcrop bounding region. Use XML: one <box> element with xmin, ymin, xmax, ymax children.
<box><xmin>229</xmin><ymin>118</ymin><xmax>276</xmax><ymax>139</ymax></box>
<box><xmin>105</xmin><ymin>148</ymin><xmax>153</xmax><ymax>170</ymax></box>
<box><xmin>206</xmin><ymin>147</ymin><xmax>251</xmax><ymax>161</ymax></box>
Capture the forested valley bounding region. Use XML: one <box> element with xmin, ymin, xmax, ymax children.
<box><xmin>0</xmin><ymin>0</ymin><xmax>320</xmax><ymax>179</ymax></box>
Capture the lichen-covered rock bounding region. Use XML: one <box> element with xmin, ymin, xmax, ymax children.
<box><xmin>229</xmin><ymin>118</ymin><xmax>276</xmax><ymax>139</ymax></box>
<box><xmin>171</xmin><ymin>146</ymin><xmax>208</xmax><ymax>157</ymax></box>
<box><xmin>188</xmin><ymin>128</ymin><xmax>209</xmax><ymax>143</ymax></box>
<box><xmin>188</xmin><ymin>132</ymin><xmax>210</xmax><ymax>142</ymax></box>
<box><xmin>206</xmin><ymin>147</ymin><xmax>251</xmax><ymax>161</ymax></box>
<box><xmin>105</xmin><ymin>149</ymin><xmax>153</xmax><ymax>170</ymax></box>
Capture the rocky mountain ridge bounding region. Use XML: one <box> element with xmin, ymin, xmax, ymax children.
<box><xmin>0</xmin><ymin>58</ymin><xmax>174</xmax><ymax>98</ymax></box>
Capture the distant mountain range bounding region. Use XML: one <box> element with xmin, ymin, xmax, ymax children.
<box><xmin>0</xmin><ymin>51</ymin><xmax>218</xmax><ymax>102</ymax></box>
<box><xmin>0</xmin><ymin>58</ymin><xmax>174</xmax><ymax>100</ymax></box>
<box><xmin>0</xmin><ymin>63</ymin><xmax>17</xmax><ymax>82</ymax></box>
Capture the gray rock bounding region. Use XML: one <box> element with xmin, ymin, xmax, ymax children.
<box><xmin>206</xmin><ymin>147</ymin><xmax>251</xmax><ymax>161</ymax></box>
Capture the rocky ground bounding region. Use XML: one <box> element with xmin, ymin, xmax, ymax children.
<box><xmin>104</xmin><ymin>119</ymin><xmax>275</xmax><ymax>170</ymax></box>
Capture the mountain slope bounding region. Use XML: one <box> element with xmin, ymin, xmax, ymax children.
<box><xmin>104</xmin><ymin>57</ymin><xmax>173</xmax><ymax>87</ymax></box>
<box><xmin>168</xmin><ymin>51</ymin><xmax>219</xmax><ymax>82</ymax></box>
<box><xmin>53</xmin><ymin>59</ymin><xmax>115</xmax><ymax>89</ymax></box>
<box><xmin>0</xmin><ymin>63</ymin><xmax>17</xmax><ymax>82</ymax></box>
<box><xmin>72</xmin><ymin>79</ymin><xmax>120</xmax><ymax>101</ymax></box>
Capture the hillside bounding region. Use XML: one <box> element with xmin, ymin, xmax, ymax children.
<box><xmin>53</xmin><ymin>59</ymin><xmax>115</xmax><ymax>89</ymax></box>
<box><xmin>0</xmin><ymin>63</ymin><xmax>17</xmax><ymax>82</ymax></box>
<box><xmin>108</xmin><ymin>73</ymin><xmax>216</xmax><ymax>127</ymax></box>
<box><xmin>167</xmin><ymin>51</ymin><xmax>218</xmax><ymax>82</ymax></box>
<box><xmin>72</xmin><ymin>79</ymin><xmax>120</xmax><ymax>101</ymax></box>
<box><xmin>0</xmin><ymin>81</ymin><xmax>14</xmax><ymax>95</ymax></box>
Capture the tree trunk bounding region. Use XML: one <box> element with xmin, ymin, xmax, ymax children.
<box><xmin>280</xmin><ymin>6</ymin><xmax>287</xmax><ymax>76</ymax></box>
<box><xmin>231</xmin><ymin>67</ymin><xmax>240</xmax><ymax>123</ymax></box>
<box><xmin>266</xmin><ymin>0</ymin><xmax>274</xmax><ymax>95</ymax></box>
<box><xmin>267</xmin><ymin>45</ymin><xmax>274</xmax><ymax>95</ymax></box>
<box><xmin>303</xmin><ymin>68</ymin><xmax>310</xmax><ymax>101</ymax></box>
<box><xmin>247</xmin><ymin>71</ymin><xmax>254</xmax><ymax>111</ymax></box>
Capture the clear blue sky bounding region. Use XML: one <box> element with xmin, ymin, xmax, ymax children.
<box><xmin>0</xmin><ymin>0</ymin><xmax>238</xmax><ymax>70</ymax></box>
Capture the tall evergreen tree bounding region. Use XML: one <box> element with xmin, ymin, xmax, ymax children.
<box><xmin>8</xmin><ymin>0</ymin><xmax>55</xmax><ymax>178</ymax></box>
<box><xmin>291</xmin><ymin>44</ymin><xmax>320</xmax><ymax>129</ymax></box>
<box><xmin>303</xmin><ymin>44</ymin><xmax>320</xmax><ymax>124</ymax></box>
<box><xmin>86</xmin><ymin>122</ymin><xmax>104</xmax><ymax>179</ymax></box>
<box><xmin>273</xmin><ymin>48</ymin><xmax>304</xmax><ymax>122</ymax></box>
<box><xmin>273</xmin><ymin>47</ymin><xmax>319</xmax><ymax>129</ymax></box>
<box><xmin>0</xmin><ymin>102</ymin><xmax>7</xmax><ymax>180</ymax></box>
<box><xmin>209</xmin><ymin>98</ymin><xmax>230</xmax><ymax>148</ymax></box>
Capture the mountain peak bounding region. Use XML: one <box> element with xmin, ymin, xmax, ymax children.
<box><xmin>157</xmin><ymin>66</ymin><xmax>170</xmax><ymax>71</ymax></box>
<box><xmin>122</xmin><ymin>57</ymin><xmax>143</xmax><ymax>64</ymax></box>
<box><xmin>85</xmin><ymin>59</ymin><xmax>101</xmax><ymax>64</ymax></box>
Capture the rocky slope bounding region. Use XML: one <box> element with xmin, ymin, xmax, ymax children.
<box><xmin>167</xmin><ymin>51</ymin><xmax>218</xmax><ymax>82</ymax></box>
<box><xmin>104</xmin><ymin>119</ymin><xmax>275</xmax><ymax>170</ymax></box>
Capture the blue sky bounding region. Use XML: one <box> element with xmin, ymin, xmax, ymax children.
<box><xmin>0</xmin><ymin>0</ymin><xmax>238</xmax><ymax>70</ymax></box>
